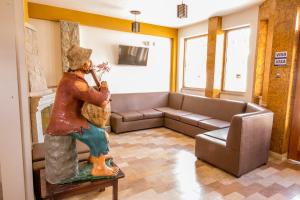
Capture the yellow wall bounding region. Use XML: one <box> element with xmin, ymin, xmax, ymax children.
<box><xmin>28</xmin><ymin>3</ymin><xmax>178</xmax><ymax>91</ymax></box>
<box><xmin>253</xmin><ymin>0</ymin><xmax>300</xmax><ymax>154</ymax></box>
<box><xmin>23</xmin><ymin>0</ymin><xmax>29</xmax><ymax>22</ymax></box>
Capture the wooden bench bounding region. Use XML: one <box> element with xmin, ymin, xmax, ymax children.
<box><xmin>32</xmin><ymin>142</ymin><xmax>124</xmax><ymax>200</ymax></box>
<box><xmin>44</xmin><ymin>162</ymin><xmax>124</xmax><ymax>200</ymax></box>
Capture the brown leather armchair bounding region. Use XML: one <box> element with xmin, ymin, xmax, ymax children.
<box><xmin>195</xmin><ymin>104</ymin><xmax>274</xmax><ymax>177</ymax></box>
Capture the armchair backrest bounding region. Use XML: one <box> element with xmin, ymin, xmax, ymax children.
<box><xmin>226</xmin><ymin>103</ymin><xmax>274</xmax><ymax>157</ymax></box>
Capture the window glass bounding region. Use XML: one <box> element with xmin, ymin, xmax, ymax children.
<box><xmin>224</xmin><ymin>27</ymin><xmax>250</xmax><ymax>92</ymax></box>
<box><xmin>184</xmin><ymin>36</ymin><xmax>208</xmax><ymax>88</ymax></box>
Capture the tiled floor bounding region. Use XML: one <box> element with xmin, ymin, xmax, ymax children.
<box><xmin>65</xmin><ymin>128</ymin><xmax>300</xmax><ymax>200</ymax></box>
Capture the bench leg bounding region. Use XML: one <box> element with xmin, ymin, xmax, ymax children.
<box><xmin>33</xmin><ymin>170</ymin><xmax>42</xmax><ymax>200</ymax></box>
<box><xmin>112</xmin><ymin>180</ymin><xmax>118</xmax><ymax>200</ymax></box>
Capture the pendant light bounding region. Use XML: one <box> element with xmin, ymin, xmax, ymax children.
<box><xmin>177</xmin><ymin>1</ymin><xmax>188</xmax><ymax>18</ymax></box>
<box><xmin>130</xmin><ymin>10</ymin><xmax>141</xmax><ymax>33</ymax></box>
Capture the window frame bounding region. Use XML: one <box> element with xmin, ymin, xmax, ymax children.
<box><xmin>221</xmin><ymin>26</ymin><xmax>251</xmax><ymax>94</ymax></box>
<box><xmin>182</xmin><ymin>34</ymin><xmax>208</xmax><ymax>91</ymax></box>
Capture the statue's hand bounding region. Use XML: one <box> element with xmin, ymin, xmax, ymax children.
<box><xmin>101</xmin><ymin>100</ymin><xmax>109</xmax><ymax>108</ymax></box>
<box><xmin>100</xmin><ymin>81</ymin><xmax>108</xmax><ymax>90</ymax></box>
<box><xmin>100</xmin><ymin>81</ymin><xmax>111</xmax><ymax>101</ymax></box>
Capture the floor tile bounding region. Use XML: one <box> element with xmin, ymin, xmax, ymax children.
<box><xmin>63</xmin><ymin>128</ymin><xmax>300</xmax><ymax>200</ymax></box>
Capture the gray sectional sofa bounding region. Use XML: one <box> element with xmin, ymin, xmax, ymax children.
<box><xmin>110</xmin><ymin>92</ymin><xmax>274</xmax><ymax>177</ymax></box>
<box><xmin>111</xmin><ymin>92</ymin><xmax>252</xmax><ymax>136</ymax></box>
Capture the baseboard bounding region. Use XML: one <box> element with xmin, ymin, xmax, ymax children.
<box><xmin>287</xmin><ymin>159</ymin><xmax>300</xmax><ymax>165</ymax></box>
<box><xmin>269</xmin><ymin>151</ymin><xmax>287</xmax><ymax>161</ymax></box>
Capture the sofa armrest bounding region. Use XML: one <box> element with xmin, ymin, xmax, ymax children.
<box><xmin>226</xmin><ymin>112</ymin><xmax>274</xmax><ymax>151</ymax></box>
<box><xmin>110</xmin><ymin>113</ymin><xmax>123</xmax><ymax>122</ymax></box>
<box><xmin>226</xmin><ymin>111</ymin><xmax>273</xmax><ymax>176</ymax></box>
<box><xmin>110</xmin><ymin>113</ymin><xmax>123</xmax><ymax>133</ymax></box>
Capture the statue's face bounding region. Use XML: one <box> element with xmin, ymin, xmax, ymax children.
<box><xmin>81</xmin><ymin>60</ymin><xmax>92</xmax><ymax>74</ymax></box>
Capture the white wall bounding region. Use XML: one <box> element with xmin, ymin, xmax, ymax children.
<box><xmin>29</xmin><ymin>18</ymin><xmax>62</xmax><ymax>87</ymax></box>
<box><xmin>80</xmin><ymin>25</ymin><xmax>171</xmax><ymax>94</ymax></box>
<box><xmin>177</xmin><ymin>6</ymin><xmax>259</xmax><ymax>102</ymax></box>
<box><xmin>27</xmin><ymin>20</ymin><xmax>172</xmax><ymax>93</ymax></box>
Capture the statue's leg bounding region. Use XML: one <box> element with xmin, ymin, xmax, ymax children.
<box><xmin>72</xmin><ymin>123</ymin><xmax>118</xmax><ymax>176</ymax></box>
<box><xmin>44</xmin><ymin>134</ymin><xmax>78</xmax><ymax>184</ymax></box>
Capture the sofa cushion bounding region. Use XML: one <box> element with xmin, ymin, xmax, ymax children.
<box><xmin>164</xmin><ymin>110</ymin><xmax>191</xmax><ymax>121</ymax></box>
<box><xmin>139</xmin><ymin>109</ymin><xmax>163</xmax><ymax>119</ymax></box>
<box><xmin>118</xmin><ymin>111</ymin><xmax>143</xmax><ymax>122</ymax></box>
<box><xmin>168</xmin><ymin>93</ymin><xmax>184</xmax><ymax>110</ymax></box>
<box><xmin>154</xmin><ymin>107</ymin><xmax>191</xmax><ymax>120</ymax></box>
<box><xmin>154</xmin><ymin>107</ymin><xmax>177</xmax><ymax>113</ymax></box>
<box><xmin>182</xmin><ymin>95</ymin><xmax>246</xmax><ymax>121</ymax></box>
<box><xmin>179</xmin><ymin>114</ymin><xmax>211</xmax><ymax>126</ymax></box>
<box><xmin>111</xmin><ymin>92</ymin><xmax>169</xmax><ymax>113</ymax></box>
<box><xmin>203</xmin><ymin>128</ymin><xmax>229</xmax><ymax>141</ymax></box>
<box><xmin>198</xmin><ymin>119</ymin><xmax>230</xmax><ymax>131</ymax></box>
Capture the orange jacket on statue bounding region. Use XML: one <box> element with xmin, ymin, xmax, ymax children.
<box><xmin>46</xmin><ymin>72</ymin><xmax>109</xmax><ymax>136</ymax></box>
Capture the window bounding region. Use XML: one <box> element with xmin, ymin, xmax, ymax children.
<box><xmin>183</xmin><ymin>35</ymin><xmax>208</xmax><ymax>89</ymax></box>
<box><xmin>223</xmin><ymin>27</ymin><xmax>250</xmax><ymax>92</ymax></box>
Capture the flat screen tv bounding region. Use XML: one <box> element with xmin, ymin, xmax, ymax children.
<box><xmin>118</xmin><ymin>45</ymin><xmax>149</xmax><ymax>66</ymax></box>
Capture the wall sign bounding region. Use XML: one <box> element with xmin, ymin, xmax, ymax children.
<box><xmin>274</xmin><ymin>51</ymin><xmax>287</xmax><ymax>66</ymax></box>
<box><xmin>274</xmin><ymin>58</ymin><xmax>287</xmax><ymax>66</ymax></box>
<box><xmin>275</xmin><ymin>51</ymin><xmax>287</xmax><ymax>58</ymax></box>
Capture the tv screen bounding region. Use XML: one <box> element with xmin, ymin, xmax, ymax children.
<box><xmin>118</xmin><ymin>45</ymin><xmax>149</xmax><ymax>66</ymax></box>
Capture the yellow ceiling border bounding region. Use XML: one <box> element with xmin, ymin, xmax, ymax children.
<box><xmin>28</xmin><ymin>2</ymin><xmax>178</xmax><ymax>91</ymax></box>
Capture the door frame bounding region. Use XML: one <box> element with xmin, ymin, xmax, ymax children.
<box><xmin>0</xmin><ymin>0</ymin><xmax>34</xmax><ymax>199</ymax></box>
<box><xmin>288</xmin><ymin>30</ymin><xmax>300</xmax><ymax>161</ymax></box>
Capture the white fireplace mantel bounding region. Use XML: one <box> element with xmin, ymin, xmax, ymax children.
<box><xmin>30</xmin><ymin>92</ymin><xmax>55</xmax><ymax>143</ymax></box>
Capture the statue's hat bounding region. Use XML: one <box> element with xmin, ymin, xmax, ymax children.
<box><xmin>67</xmin><ymin>45</ymin><xmax>92</xmax><ymax>70</ymax></box>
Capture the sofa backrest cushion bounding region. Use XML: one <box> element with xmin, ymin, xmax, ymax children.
<box><xmin>245</xmin><ymin>103</ymin><xmax>265</xmax><ymax>113</ymax></box>
<box><xmin>111</xmin><ymin>92</ymin><xmax>169</xmax><ymax>113</ymax></box>
<box><xmin>168</xmin><ymin>93</ymin><xmax>184</xmax><ymax>110</ymax></box>
<box><xmin>181</xmin><ymin>95</ymin><xmax>247</xmax><ymax>121</ymax></box>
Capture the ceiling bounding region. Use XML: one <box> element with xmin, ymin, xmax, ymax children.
<box><xmin>29</xmin><ymin>0</ymin><xmax>263</xmax><ymax>28</ymax></box>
